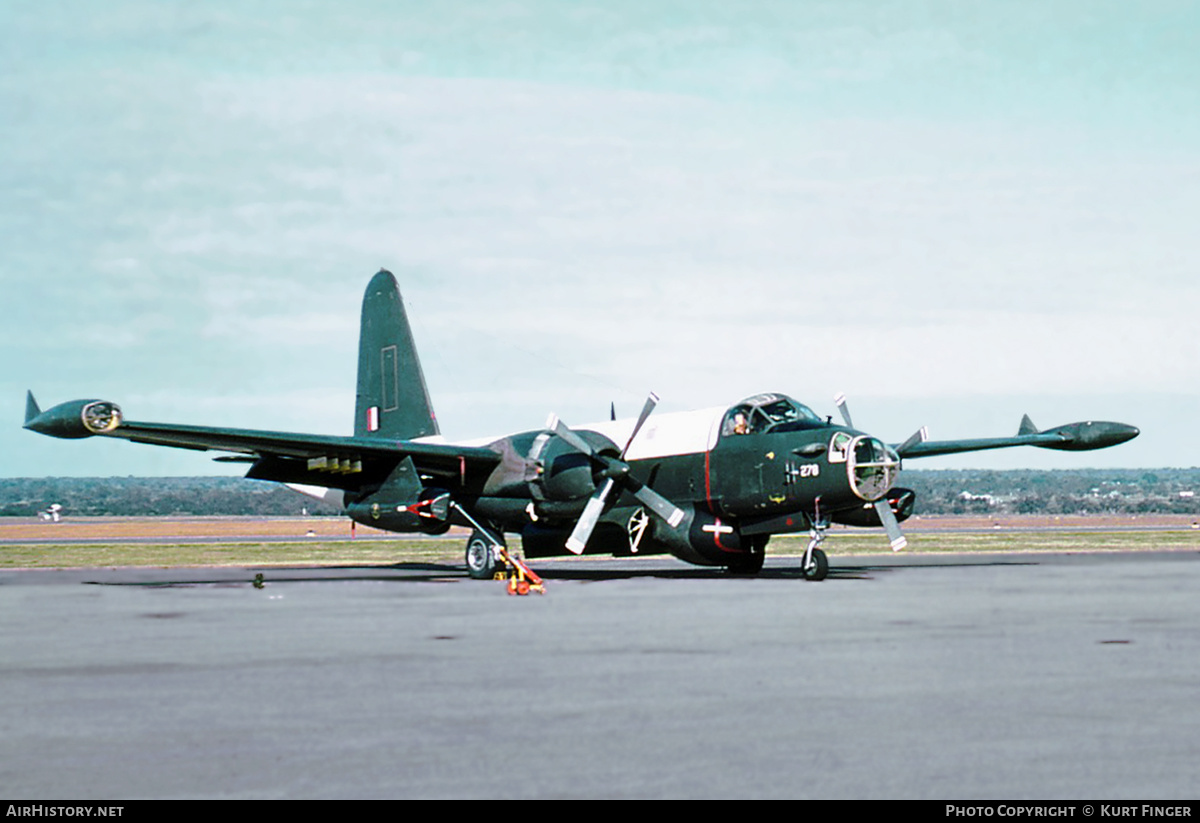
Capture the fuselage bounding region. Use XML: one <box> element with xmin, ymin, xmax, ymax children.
<box><xmin>415</xmin><ymin>393</ymin><xmax>901</xmax><ymax>565</ymax></box>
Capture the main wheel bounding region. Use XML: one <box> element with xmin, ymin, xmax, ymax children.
<box><xmin>727</xmin><ymin>535</ymin><xmax>767</xmax><ymax>575</ymax></box>
<box><xmin>465</xmin><ymin>532</ymin><xmax>501</xmax><ymax>579</ymax></box>
<box><xmin>802</xmin><ymin>547</ymin><xmax>828</xmax><ymax>581</ymax></box>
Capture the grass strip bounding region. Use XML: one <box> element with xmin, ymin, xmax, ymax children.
<box><xmin>2</xmin><ymin>529</ymin><xmax>1198</xmax><ymax>569</ymax></box>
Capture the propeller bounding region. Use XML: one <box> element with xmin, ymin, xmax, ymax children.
<box><xmin>834</xmin><ymin>392</ymin><xmax>908</xmax><ymax>552</ymax></box>
<box><xmin>549</xmin><ymin>393</ymin><xmax>685</xmax><ymax>554</ymax></box>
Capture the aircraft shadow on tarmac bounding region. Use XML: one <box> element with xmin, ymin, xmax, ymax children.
<box><xmin>80</xmin><ymin>557</ymin><xmax>1040</xmax><ymax>588</ymax></box>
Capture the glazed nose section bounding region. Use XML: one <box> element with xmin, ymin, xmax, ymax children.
<box><xmin>848</xmin><ymin>436</ymin><xmax>901</xmax><ymax>501</ymax></box>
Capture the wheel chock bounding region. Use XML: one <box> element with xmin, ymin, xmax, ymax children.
<box><xmin>499</xmin><ymin>547</ymin><xmax>545</xmax><ymax>595</ymax></box>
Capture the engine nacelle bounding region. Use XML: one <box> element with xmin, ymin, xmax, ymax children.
<box><xmin>525</xmin><ymin>429</ymin><xmax>617</xmax><ymax>502</ymax></box>
<box><xmin>829</xmin><ymin>488</ymin><xmax>916</xmax><ymax>528</ymax></box>
<box><xmin>480</xmin><ymin>429</ymin><xmax>619</xmax><ymax>504</ymax></box>
<box><xmin>345</xmin><ymin>488</ymin><xmax>452</xmax><ymax>534</ymax></box>
<box><xmin>518</xmin><ymin>505</ymin><xmax>758</xmax><ymax>567</ymax></box>
<box><xmin>633</xmin><ymin>504</ymin><xmax>753</xmax><ymax>567</ymax></box>
<box><xmin>24</xmin><ymin>399</ymin><xmax>123</xmax><ymax>439</ymax></box>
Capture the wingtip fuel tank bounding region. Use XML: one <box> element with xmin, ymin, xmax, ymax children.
<box><xmin>1034</xmin><ymin>420</ymin><xmax>1140</xmax><ymax>452</ymax></box>
<box><xmin>23</xmin><ymin>395</ymin><xmax>123</xmax><ymax>439</ymax></box>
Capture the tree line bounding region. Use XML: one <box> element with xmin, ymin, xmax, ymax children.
<box><xmin>0</xmin><ymin>469</ymin><xmax>1197</xmax><ymax>518</ymax></box>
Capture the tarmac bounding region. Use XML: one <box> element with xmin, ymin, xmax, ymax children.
<box><xmin>3</xmin><ymin>550</ymin><xmax>1199</xmax><ymax>799</ymax></box>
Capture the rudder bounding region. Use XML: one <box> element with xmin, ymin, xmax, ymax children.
<box><xmin>354</xmin><ymin>270</ymin><xmax>439</xmax><ymax>440</ymax></box>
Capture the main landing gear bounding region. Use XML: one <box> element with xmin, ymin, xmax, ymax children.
<box><xmin>451</xmin><ymin>501</ymin><xmax>544</xmax><ymax>594</ymax></box>
<box><xmin>463</xmin><ymin>528</ymin><xmax>545</xmax><ymax>594</ymax></box>
<box><xmin>726</xmin><ymin>534</ymin><xmax>767</xmax><ymax>575</ymax></box>
<box><xmin>451</xmin><ymin>500</ymin><xmax>506</xmax><ymax>580</ymax></box>
<box><xmin>465</xmin><ymin>530</ymin><xmax>501</xmax><ymax>580</ymax></box>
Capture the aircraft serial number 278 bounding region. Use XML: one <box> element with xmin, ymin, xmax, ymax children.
<box><xmin>25</xmin><ymin>270</ymin><xmax>1139</xmax><ymax>580</ymax></box>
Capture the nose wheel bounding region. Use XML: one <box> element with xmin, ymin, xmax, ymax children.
<box><xmin>802</xmin><ymin>517</ymin><xmax>830</xmax><ymax>581</ymax></box>
<box><xmin>802</xmin><ymin>546</ymin><xmax>828</xmax><ymax>581</ymax></box>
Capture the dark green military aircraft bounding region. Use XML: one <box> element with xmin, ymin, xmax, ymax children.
<box><xmin>25</xmin><ymin>270</ymin><xmax>1139</xmax><ymax>580</ymax></box>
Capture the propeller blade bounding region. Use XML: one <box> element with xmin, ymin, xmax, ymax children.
<box><xmin>621</xmin><ymin>392</ymin><xmax>659</xmax><ymax>457</ymax></box>
<box><xmin>874</xmin><ymin>499</ymin><xmax>908</xmax><ymax>551</ymax></box>
<box><xmin>565</xmin><ymin>478</ymin><xmax>614</xmax><ymax>554</ymax></box>
<box><xmin>546</xmin><ymin>413</ymin><xmax>597</xmax><ymax>457</ymax></box>
<box><xmin>631</xmin><ymin>484</ymin><xmax>685</xmax><ymax>529</ymax></box>
<box><xmin>834</xmin><ymin>392</ymin><xmax>854</xmax><ymax>428</ymax></box>
<box><xmin>896</xmin><ymin>426</ymin><xmax>929</xmax><ymax>458</ymax></box>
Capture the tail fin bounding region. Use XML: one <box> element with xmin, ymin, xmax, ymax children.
<box><xmin>354</xmin><ymin>270</ymin><xmax>439</xmax><ymax>440</ymax></box>
<box><xmin>1018</xmin><ymin>414</ymin><xmax>1039</xmax><ymax>436</ymax></box>
<box><xmin>25</xmin><ymin>391</ymin><xmax>41</xmax><ymax>426</ymax></box>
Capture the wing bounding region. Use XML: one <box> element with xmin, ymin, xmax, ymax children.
<box><xmin>121</xmin><ymin>421</ymin><xmax>501</xmax><ymax>492</ymax></box>
<box><xmin>894</xmin><ymin>414</ymin><xmax>1139</xmax><ymax>459</ymax></box>
<box><xmin>24</xmin><ymin>395</ymin><xmax>500</xmax><ymax>493</ymax></box>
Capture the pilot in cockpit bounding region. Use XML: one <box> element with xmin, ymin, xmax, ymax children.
<box><xmin>724</xmin><ymin>410</ymin><xmax>751</xmax><ymax>436</ymax></box>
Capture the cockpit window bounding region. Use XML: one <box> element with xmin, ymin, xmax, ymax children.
<box><xmin>828</xmin><ymin>431</ymin><xmax>852</xmax><ymax>463</ymax></box>
<box><xmin>721</xmin><ymin>394</ymin><xmax>825</xmax><ymax>436</ymax></box>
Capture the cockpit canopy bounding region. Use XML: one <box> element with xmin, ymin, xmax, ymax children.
<box><xmin>721</xmin><ymin>393</ymin><xmax>828</xmax><ymax>437</ymax></box>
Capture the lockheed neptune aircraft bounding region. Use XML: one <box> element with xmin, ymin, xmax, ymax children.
<box><xmin>25</xmin><ymin>270</ymin><xmax>1139</xmax><ymax>580</ymax></box>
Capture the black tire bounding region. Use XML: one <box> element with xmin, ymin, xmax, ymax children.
<box><xmin>465</xmin><ymin>532</ymin><xmax>501</xmax><ymax>579</ymax></box>
<box><xmin>727</xmin><ymin>535</ymin><xmax>767</xmax><ymax>575</ymax></box>
<box><xmin>802</xmin><ymin>547</ymin><xmax>828</xmax><ymax>581</ymax></box>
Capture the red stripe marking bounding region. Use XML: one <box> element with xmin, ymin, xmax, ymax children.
<box><xmin>704</xmin><ymin>448</ymin><xmax>713</xmax><ymax>510</ymax></box>
<box><xmin>704</xmin><ymin>450</ymin><xmax>739</xmax><ymax>553</ymax></box>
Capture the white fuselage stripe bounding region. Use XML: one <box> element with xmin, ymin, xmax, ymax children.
<box><xmin>418</xmin><ymin>406</ymin><xmax>727</xmax><ymax>460</ymax></box>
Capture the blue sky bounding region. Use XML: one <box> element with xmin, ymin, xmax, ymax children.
<box><xmin>4</xmin><ymin>1</ymin><xmax>1198</xmax><ymax>476</ymax></box>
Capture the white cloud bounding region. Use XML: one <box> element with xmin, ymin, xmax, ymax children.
<box><xmin>4</xmin><ymin>2</ymin><xmax>1196</xmax><ymax>474</ymax></box>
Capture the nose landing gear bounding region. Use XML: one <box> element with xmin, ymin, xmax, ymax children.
<box><xmin>802</xmin><ymin>515</ymin><xmax>830</xmax><ymax>582</ymax></box>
